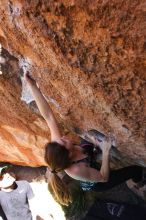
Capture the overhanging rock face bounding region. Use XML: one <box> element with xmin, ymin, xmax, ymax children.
<box><xmin>0</xmin><ymin>0</ymin><xmax>145</xmax><ymax>166</ymax></box>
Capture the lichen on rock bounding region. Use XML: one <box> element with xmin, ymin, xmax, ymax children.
<box><xmin>0</xmin><ymin>0</ymin><xmax>145</xmax><ymax>166</ymax></box>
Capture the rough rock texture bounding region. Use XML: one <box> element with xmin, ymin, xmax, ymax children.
<box><xmin>0</xmin><ymin>0</ymin><xmax>145</xmax><ymax>166</ymax></box>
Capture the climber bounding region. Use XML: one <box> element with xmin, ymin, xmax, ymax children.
<box><xmin>0</xmin><ymin>166</ymin><xmax>36</xmax><ymax>220</ymax></box>
<box><xmin>24</xmin><ymin>72</ymin><xmax>146</xmax><ymax>206</ymax></box>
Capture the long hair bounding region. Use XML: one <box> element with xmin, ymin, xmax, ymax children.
<box><xmin>45</xmin><ymin>142</ymin><xmax>72</xmax><ymax>206</ymax></box>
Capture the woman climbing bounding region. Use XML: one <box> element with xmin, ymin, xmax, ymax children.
<box><xmin>24</xmin><ymin>72</ymin><xmax>146</xmax><ymax>206</ymax></box>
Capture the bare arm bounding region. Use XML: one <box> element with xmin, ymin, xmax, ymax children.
<box><xmin>66</xmin><ymin>138</ymin><xmax>112</xmax><ymax>182</ymax></box>
<box><xmin>24</xmin><ymin>72</ymin><xmax>61</xmax><ymax>141</ymax></box>
<box><xmin>96</xmin><ymin>137</ymin><xmax>112</xmax><ymax>181</ymax></box>
<box><xmin>100</xmin><ymin>149</ymin><xmax>110</xmax><ymax>181</ymax></box>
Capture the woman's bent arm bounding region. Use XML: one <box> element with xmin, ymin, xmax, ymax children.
<box><xmin>100</xmin><ymin>150</ymin><xmax>110</xmax><ymax>181</ymax></box>
<box><xmin>99</xmin><ymin>138</ymin><xmax>112</xmax><ymax>181</ymax></box>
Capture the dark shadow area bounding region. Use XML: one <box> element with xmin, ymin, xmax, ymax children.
<box><xmin>82</xmin><ymin>199</ymin><xmax>146</xmax><ymax>220</ymax></box>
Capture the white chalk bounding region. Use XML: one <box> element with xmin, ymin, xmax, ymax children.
<box><xmin>21</xmin><ymin>76</ymin><xmax>35</xmax><ymax>104</ymax></box>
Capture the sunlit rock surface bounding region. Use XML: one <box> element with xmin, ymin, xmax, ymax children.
<box><xmin>0</xmin><ymin>0</ymin><xmax>145</xmax><ymax>166</ymax></box>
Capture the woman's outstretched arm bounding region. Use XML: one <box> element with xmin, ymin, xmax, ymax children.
<box><xmin>24</xmin><ymin>72</ymin><xmax>61</xmax><ymax>141</ymax></box>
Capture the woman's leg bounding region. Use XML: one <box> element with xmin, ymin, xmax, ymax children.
<box><xmin>92</xmin><ymin>165</ymin><xmax>143</xmax><ymax>191</ymax></box>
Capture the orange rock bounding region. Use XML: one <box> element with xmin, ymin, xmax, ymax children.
<box><xmin>0</xmin><ymin>0</ymin><xmax>145</xmax><ymax>166</ymax></box>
